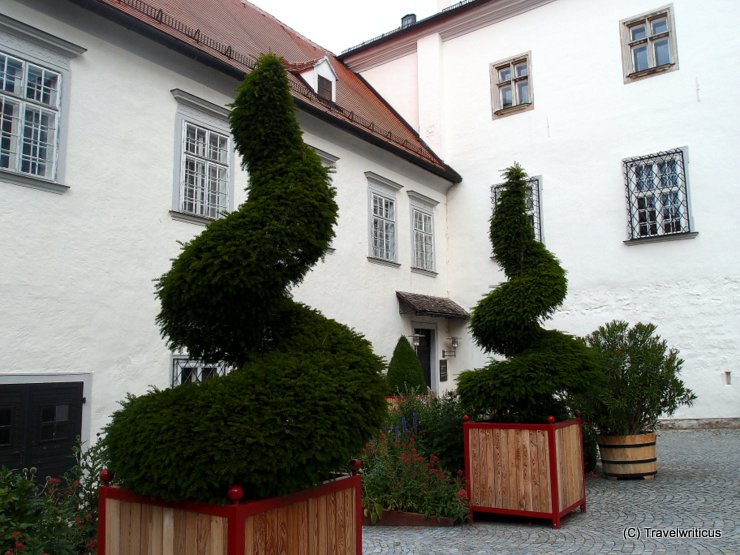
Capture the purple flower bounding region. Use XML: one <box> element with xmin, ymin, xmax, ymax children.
<box><xmin>401</xmin><ymin>415</ymin><xmax>408</xmax><ymax>433</ymax></box>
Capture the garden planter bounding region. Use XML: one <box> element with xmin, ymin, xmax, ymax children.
<box><xmin>464</xmin><ymin>416</ymin><xmax>586</xmax><ymax>529</ymax></box>
<box><xmin>385</xmin><ymin>395</ymin><xmax>404</xmax><ymax>411</ymax></box>
<box><xmin>597</xmin><ymin>433</ymin><xmax>657</xmax><ymax>480</ymax></box>
<box><xmin>362</xmin><ymin>510</ymin><xmax>455</xmax><ymax>527</ymax></box>
<box><xmin>97</xmin><ymin>474</ymin><xmax>361</xmax><ymax>555</ymax></box>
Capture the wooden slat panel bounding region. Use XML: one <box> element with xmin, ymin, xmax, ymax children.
<box><xmin>162</xmin><ymin>508</ymin><xmax>175</xmax><ymax>555</ymax></box>
<box><xmin>105</xmin><ymin>499</ymin><xmax>121</xmax><ymax>555</ymax></box>
<box><xmin>556</xmin><ymin>424</ymin><xmax>585</xmax><ymax>511</ymax></box>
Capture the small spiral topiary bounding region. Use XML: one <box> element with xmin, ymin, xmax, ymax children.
<box><xmin>103</xmin><ymin>54</ymin><xmax>387</xmax><ymax>503</ymax></box>
<box><xmin>457</xmin><ymin>164</ymin><xmax>601</xmax><ymax>423</ymax></box>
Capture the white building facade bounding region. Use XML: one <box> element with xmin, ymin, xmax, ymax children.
<box><xmin>342</xmin><ymin>0</ymin><xmax>740</xmax><ymax>420</ymax></box>
<box><xmin>0</xmin><ymin>0</ymin><xmax>465</xmax><ymax>475</ymax></box>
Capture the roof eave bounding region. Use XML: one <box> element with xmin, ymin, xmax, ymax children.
<box><xmin>71</xmin><ymin>0</ymin><xmax>461</xmax><ymax>184</ymax></box>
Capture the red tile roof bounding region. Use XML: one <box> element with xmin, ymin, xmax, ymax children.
<box><xmin>77</xmin><ymin>0</ymin><xmax>460</xmax><ymax>182</ymax></box>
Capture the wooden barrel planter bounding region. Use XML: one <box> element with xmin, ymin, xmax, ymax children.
<box><xmin>597</xmin><ymin>433</ymin><xmax>657</xmax><ymax>480</ymax></box>
<box><xmin>464</xmin><ymin>415</ymin><xmax>586</xmax><ymax>529</ymax></box>
<box><xmin>97</xmin><ymin>472</ymin><xmax>361</xmax><ymax>555</ymax></box>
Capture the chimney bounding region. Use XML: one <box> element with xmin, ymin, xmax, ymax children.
<box><xmin>401</xmin><ymin>14</ymin><xmax>417</xmax><ymax>28</ymax></box>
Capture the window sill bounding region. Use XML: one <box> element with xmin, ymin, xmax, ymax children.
<box><xmin>493</xmin><ymin>102</ymin><xmax>532</xmax><ymax>119</ymax></box>
<box><xmin>367</xmin><ymin>256</ymin><xmax>400</xmax><ymax>268</ymax></box>
<box><xmin>411</xmin><ymin>267</ymin><xmax>438</xmax><ymax>277</ymax></box>
<box><xmin>169</xmin><ymin>210</ymin><xmax>216</xmax><ymax>226</ymax></box>
<box><xmin>0</xmin><ymin>170</ymin><xmax>69</xmax><ymax>194</ymax></box>
<box><xmin>625</xmin><ymin>62</ymin><xmax>676</xmax><ymax>82</ymax></box>
<box><xmin>624</xmin><ymin>231</ymin><xmax>698</xmax><ymax>245</ymax></box>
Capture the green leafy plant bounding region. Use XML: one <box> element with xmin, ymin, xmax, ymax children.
<box><xmin>388</xmin><ymin>391</ymin><xmax>466</xmax><ymax>474</ymax></box>
<box><xmin>386</xmin><ymin>336</ymin><xmax>426</xmax><ymax>395</ymax></box>
<box><xmin>0</xmin><ymin>438</ymin><xmax>106</xmax><ymax>555</ymax></box>
<box><xmin>360</xmin><ymin>426</ymin><xmax>469</xmax><ymax>523</ymax></box>
<box><xmin>457</xmin><ymin>164</ymin><xmax>602</xmax><ymax>423</ymax></box>
<box><xmin>580</xmin><ymin>320</ymin><xmax>696</xmax><ymax>435</ymax></box>
<box><xmin>103</xmin><ymin>54</ymin><xmax>386</xmax><ymax>504</ymax></box>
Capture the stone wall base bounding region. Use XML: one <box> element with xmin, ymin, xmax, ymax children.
<box><xmin>658</xmin><ymin>418</ymin><xmax>740</xmax><ymax>430</ymax></box>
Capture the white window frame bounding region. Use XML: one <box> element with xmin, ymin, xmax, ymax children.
<box><xmin>0</xmin><ymin>15</ymin><xmax>84</xmax><ymax>194</ymax></box>
<box><xmin>623</xmin><ymin>147</ymin><xmax>694</xmax><ymax>242</ymax></box>
<box><xmin>619</xmin><ymin>5</ymin><xmax>678</xmax><ymax>82</ymax></box>
<box><xmin>492</xmin><ymin>176</ymin><xmax>543</xmax><ymax>243</ymax></box>
<box><xmin>490</xmin><ymin>52</ymin><xmax>533</xmax><ymax>118</ymax></box>
<box><xmin>171</xmin><ymin>89</ymin><xmax>234</xmax><ymax>225</ymax></box>
<box><xmin>366</xmin><ymin>171</ymin><xmax>402</xmax><ymax>266</ymax></box>
<box><xmin>408</xmin><ymin>191</ymin><xmax>438</xmax><ymax>274</ymax></box>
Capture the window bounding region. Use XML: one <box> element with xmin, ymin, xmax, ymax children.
<box><xmin>171</xmin><ymin>356</ymin><xmax>231</xmax><ymax>386</ymax></box>
<box><xmin>624</xmin><ymin>148</ymin><xmax>692</xmax><ymax>240</ymax></box>
<box><xmin>620</xmin><ymin>5</ymin><xmax>678</xmax><ymax>81</ymax></box>
<box><xmin>366</xmin><ymin>172</ymin><xmax>402</xmax><ymax>265</ymax></box>
<box><xmin>171</xmin><ymin>89</ymin><xmax>233</xmax><ymax>223</ymax></box>
<box><xmin>408</xmin><ymin>191</ymin><xmax>438</xmax><ymax>273</ymax></box>
<box><xmin>492</xmin><ymin>176</ymin><xmax>543</xmax><ymax>242</ymax></box>
<box><xmin>0</xmin><ymin>52</ymin><xmax>59</xmax><ymax>180</ymax></box>
<box><xmin>317</xmin><ymin>75</ymin><xmax>332</xmax><ymax>102</ymax></box>
<box><xmin>0</xmin><ymin>15</ymin><xmax>84</xmax><ymax>193</ymax></box>
<box><xmin>490</xmin><ymin>53</ymin><xmax>532</xmax><ymax>117</ymax></box>
<box><xmin>181</xmin><ymin>123</ymin><xmax>229</xmax><ymax>218</ymax></box>
<box><xmin>371</xmin><ymin>191</ymin><xmax>396</xmax><ymax>261</ymax></box>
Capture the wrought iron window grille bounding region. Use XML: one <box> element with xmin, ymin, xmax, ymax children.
<box><xmin>492</xmin><ymin>176</ymin><xmax>542</xmax><ymax>243</ymax></box>
<box><xmin>171</xmin><ymin>357</ymin><xmax>231</xmax><ymax>386</ymax></box>
<box><xmin>624</xmin><ymin>148</ymin><xmax>691</xmax><ymax>241</ymax></box>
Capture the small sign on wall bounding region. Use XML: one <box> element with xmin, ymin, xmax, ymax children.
<box><xmin>439</xmin><ymin>359</ymin><xmax>448</xmax><ymax>382</ymax></box>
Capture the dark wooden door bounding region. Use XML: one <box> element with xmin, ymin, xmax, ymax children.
<box><xmin>414</xmin><ymin>328</ymin><xmax>433</xmax><ymax>389</ymax></box>
<box><xmin>0</xmin><ymin>382</ymin><xmax>83</xmax><ymax>479</ymax></box>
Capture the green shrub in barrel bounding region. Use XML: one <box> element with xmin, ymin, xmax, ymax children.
<box><xmin>103</xmin><ymin>54</ymin><xmax>387</xmax><ymax>503</ymax></box>
<box><xmin>457</xmin><ymin>164</ymin><xmax>601</xmax><ymax>422</ymax></box>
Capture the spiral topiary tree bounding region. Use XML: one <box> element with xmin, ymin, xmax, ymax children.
<box><xmin>457</xmin><ymin>164</ymin><xmax>601</xmax><ymax>423</ymax></box>
<box><xmin>386</xmin><ymin>336</ymin><xmax>427</xmax><ymax>394</ymax></box>
<box><xmin>103</xmin><ymin>54</ymin><xmax>387</xmax><ymax>503</ymax></box>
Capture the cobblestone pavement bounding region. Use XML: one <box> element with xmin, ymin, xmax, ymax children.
<box><xmin>362</xmin><ymin>430</ymin><xmax>740</xmax><ymax>554</ymax></box>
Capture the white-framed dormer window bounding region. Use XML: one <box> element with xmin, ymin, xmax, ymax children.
<box><xmin>620</xmin><ymin>5</ymin><xmax>678</xmax><ymax>82</ymax></box>
<box><xmin>366</xmin><ymin>171</ymin><xmax>402</xmax><ymax>265</ymax></box>
<box><xmin>300</xmin><ymin>57</ymin><xmax>337</xmax><ymax>103</ymax></box>
<box><xmin>0</xmin><ymin>15</ymin><xmax>85</xmax><ymax>194</ymax></box>
<box><xmin>492</xmin><ymin>176</ymin><xmax>543</xmax><ymax>242</ymax></box>
<box><xmin>490</xmin><ymin>52</ymin><xmax>532</xmax><ymax>118</ymax></box>
<box><xmin>408</xmin><ymin>191</ymin><xmax>438</xmax><ymax>274</ymax></box>
<box><xmin>623</xmin><ymin>147</ymin><xmax>694</xmax><ymax>242</ymax></box>
<box><xmin>171</xmin><ymin>89</ymin><xmax>234</xmax><ymax>224</ymax></box>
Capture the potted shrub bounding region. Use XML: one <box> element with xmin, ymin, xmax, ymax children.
<box><xmin>583</xmin><ymin>320</ymin><xmax>696</xmax><ymax>480</ymax></box>
<box><xmin>385</xmin><ymin>336</ymin><xmax>427</xmax><ymax>408</ymax></box>
<box><xmin>457</xmin><ymin>164</ymin><xmax>602</xmax><ymax>528</ymax></box>
<box><xmin>97</xmin><ymin>54</ymin><xmax>386</xmax><ymax>555</ymax></box>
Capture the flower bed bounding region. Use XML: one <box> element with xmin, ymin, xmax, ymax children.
<box><xmin>360</xmin><ymin>415</ymin><xmax>469</xmax><ymax>524</ymax></box>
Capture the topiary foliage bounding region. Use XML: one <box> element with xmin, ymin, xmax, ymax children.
<box><xmin>457</xmin><ymin>164</ymin><xmax>601</xmax><ymax>422</ymax></box>
<box><xmin>386</xmin><ymin>336</ymin><xmax>427</xmax><ymax>394</ymax></box>
<box><xmin>104</xmin><ymin>54</ymin><xmax>386</xmax><ymax>503</ymax></box>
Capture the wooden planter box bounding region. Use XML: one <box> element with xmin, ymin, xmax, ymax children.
<box><xmin>597</xmin><ymin>433</ymin><xmax>657</xmax><ymax>480</ymax></box>
<box><xmin>464</xmin><ymin>416</ymin><xmax>586</xmax><ymax>528</ymax></box>
<box><xmin>97</xmin><ymin>475</ymin><xmax>361</xmax><ymax>555</ymax></box>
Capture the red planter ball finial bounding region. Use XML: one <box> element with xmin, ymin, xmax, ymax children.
<box><xmin>100</xmin><ymin>468</ymin><xmax>113</xmax><ymax>484</ymax></box>
<box><xmin>547</xmin><ymin>416</ymin><xmax>555</xmax><ymax>424</ymax></box>
<box><xmin>463</xmin><ymin>414</ymin><xmax>470</xmax><ymax>423</ymax></box>
<box><xmin>227</xmin><ymin>484</ymin><xmax>244</xmax><ymax>505</ymax></box>
<box><xmin>350</xmin><ymin>458</ymin><xmax>362</xmax><ymax>476</ymax></box>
